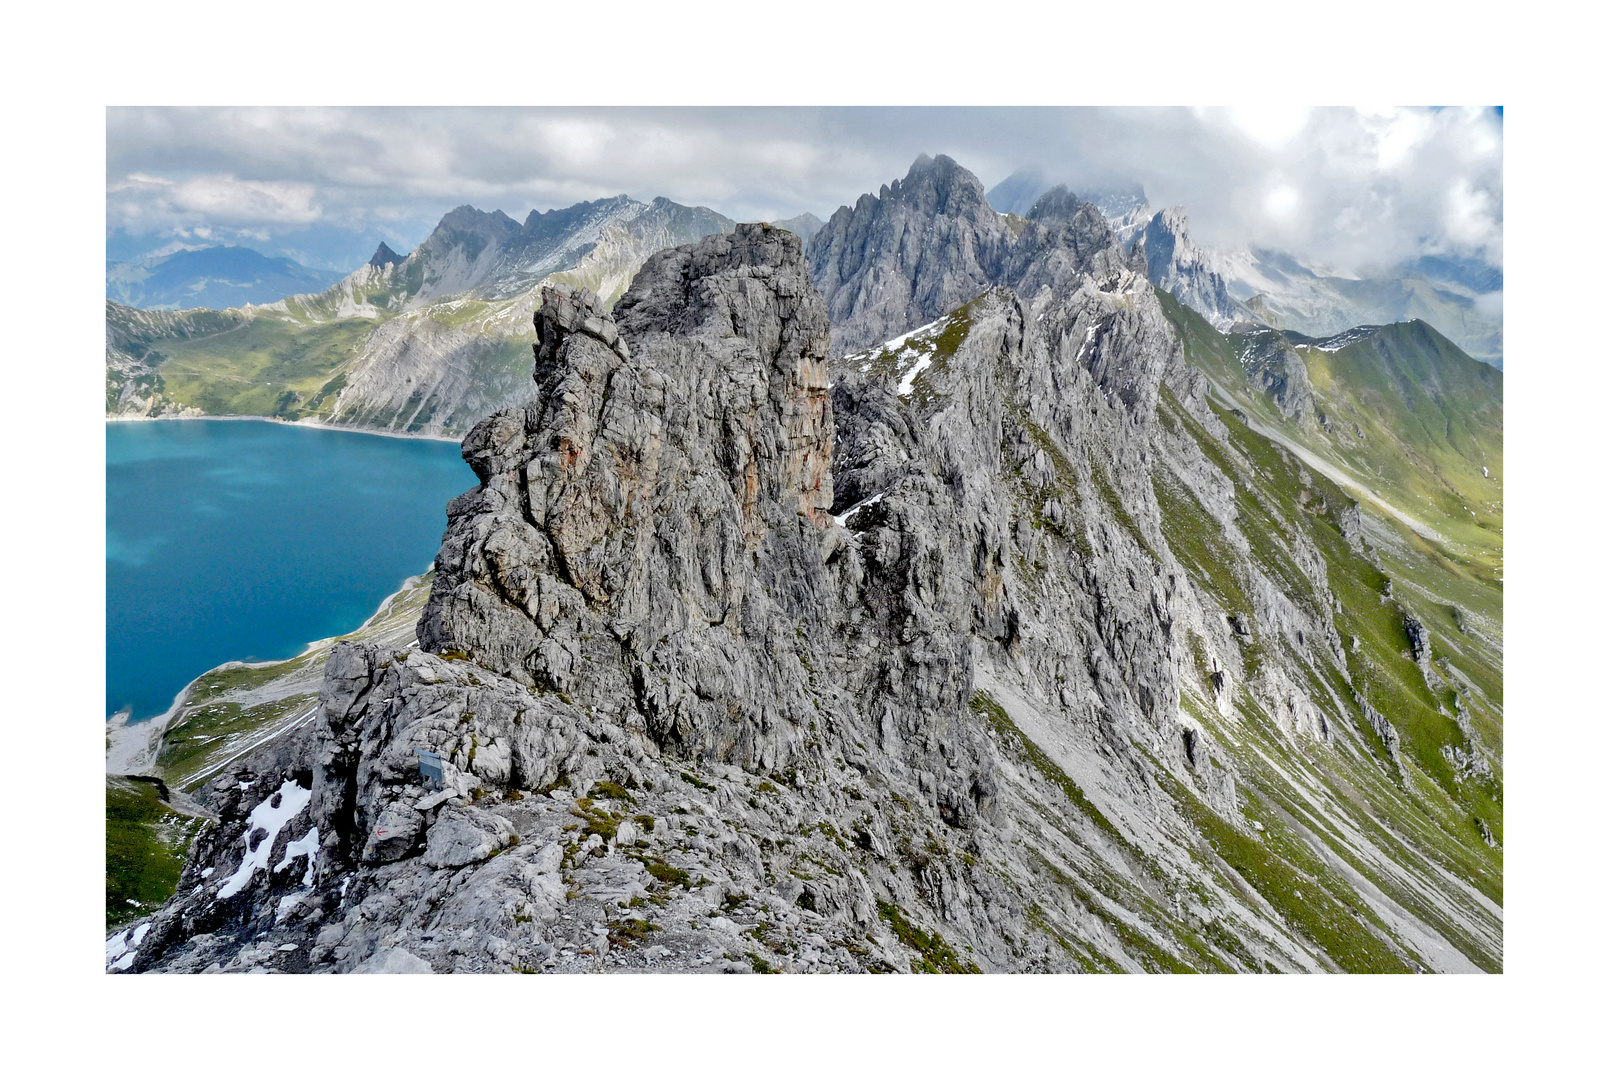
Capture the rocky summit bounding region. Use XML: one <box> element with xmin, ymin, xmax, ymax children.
<box><xmin>117</xmin><ymin>204</ymin><xmax>1501</xmax><ymax>974</ymax></box>
<box><xmin>810</xmin><ymin>153</ymin><xmax>1014</xmax><ymax>356</ymax></box>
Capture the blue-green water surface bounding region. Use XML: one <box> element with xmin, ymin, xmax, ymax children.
<box><xmin>107</xmin><ymin>420</ymin><xmax>474</xmax><ymax>721</ymax></box>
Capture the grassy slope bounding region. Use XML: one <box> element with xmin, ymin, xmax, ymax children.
<box><xmin>1155</xmin><ymin>290</ymin><xmax>1502</xmax><ymax>716</ymax></box>
<box><xmin>106</xmin><ymin>777</ymin><xmax>208</xmax><ymax>930</ymax></box>
<box><xmin>151</xmin><ymin>315</ymin><xmax>380</xmax><ymax>420</ymax></box>
<box><xmin>1146</xmin><ymin>295</ymin><xmax>1503</xmax><ymax>968</ymax></box>
<box><xmin>1288</xmin><ymin>321</ymin><xmax>1502</xmax><ymax>570</ymax></box>
<box><xmin>1156</xmin><ymin>288</ymin><xmax>1503</xmax><ymax>573</ymax></box>
<box><xmin>1155</xmin><ymin>402</ymin><xmax>1500</xmax><ymax>966</ymax></box>
<box><xmin>109</xmin><ymin>290</ymin><xmax>545</xmax><ymax>433</ymax></box>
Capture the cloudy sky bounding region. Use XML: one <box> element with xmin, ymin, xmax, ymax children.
<box><xmin>106</xmin><ymin>106</ymin><xmax>1502</xmax><ymax>276</ymax></box>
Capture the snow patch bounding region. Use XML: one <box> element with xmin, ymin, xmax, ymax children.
<box><xmin>897</xmin><ymin>348</ymin><xmax>936</xmax><ymax>397</ymax></box>
<box><xmin>106</xmin><ymin>922</ymin><xmax>151</xmax><ymax>969</ymax></box>
<box><xmin>881</xmin><ymin>319</ymin><xmax>940</xmax><ymax>354</ymax></box>
<box><xmin>274</xmin><ymin>826</ymin><xmax>321</xmax><ymax>887</ymax></box>
<box><xmin>217</xmin><ymin>780</ymin><xmax>312</xmax><ymax>900</ymax></box>
<box><xmin>105</xmin><ymin>930</ymin><xmax>130</xmax><ymax>964</ymax></box>
<box><xmin>842</xmin><ymin>318</ymin><xmax>944</xmax><ymax>370</ymax></box>
<box><xmin>832</xmin><ymin>491</ymin><xmax>886</xmax><ymax>529</ymax></box>
<box><xmin>1308</xmin><ymin>326</ymin><xmax>1381</xmax><ymax>352</ymax></box>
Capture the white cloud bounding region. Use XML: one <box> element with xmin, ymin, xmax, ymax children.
<box><xmin>1443</xmin><ymin>177</ymin><xmax>1503</xmax><ymax>259</ymax></box>
<box><xmin>169</xmin><ymin>175</ymin><xmax>321</xmax><ymax>224</ymax></box>
<box><xmin>1225</xmin><ymin>105</ymin><xmax>1312</xmax><ymax>148</ymax></box>
<box><xmin>1372</xmin><ymin>108</ymin><xmax>1433</xmax><ymax>170</ymax></box>
<box><xmin>1263</xmin><ymin>184</ymin><xmax>1300</xmax><ymax>218</ymax></box>
<box><xmin>108</xmin><ymin>171</ymin><xmax>321</xmax><ymax>232</ymax></box>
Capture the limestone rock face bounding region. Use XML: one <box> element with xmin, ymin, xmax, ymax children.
<box><xmin>420</xmin><ymin>224</ymin><xmax>837</xmax><ymax>770</ymax></box>
<box><xmin>1237</xmin><ymin>328</ymin><xmax>1318</xmax><ymax>427</ymax></box>
<box><xmin>423</xmin><ymin>807</ymin><xmax>517</xmax><ymax>869</ymax></box>
<box><xmin>1002</xmin><ymin>186</ymin><xmax>1139</xmax><ymax>299</ymax></box>
<box><xmin>806</xmin><ymin>165</ymin><xmax>1154</xmax><ymax>362</ymax></box>
<box><xmin>809</xmin><ymin>154</ymin><xmax>1013</xmax><ymax>355</ymax></box>
<box><xmin>1135</xmin><ymin>207</ymin><xmax>1251</xmax><ymax>331</ymax></box>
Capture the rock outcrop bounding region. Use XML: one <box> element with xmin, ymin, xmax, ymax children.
<box><xmin>367</xmin><ymin>242</ymin><xmax>409</xmax><ymax>268</ymax></box>
<box><xmin>1237</xmin><ymin>328</ymin><xmax>1318</xmax><ymax>427</ymax></box>
<box><xmin>1134</xmin><ymin>207</ymin><xmax>1250</xmax><ymax>332</ymax></box>
<box><xmin>420</xmin><ymin>226</ymin><xmax>836</xmax><ymax>769</ymax></box>
<box><xmin>809</xmin><ymin>154</ymin><xmax>1014</xmax><ymax>355</ymax></box>
<box><xmin>806</xmin><ymin>158</ymin><xmax>1152</xmax><ymax>360</ymax></box>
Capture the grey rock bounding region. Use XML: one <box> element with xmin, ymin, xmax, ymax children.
<box><xmin>1405</xmin><ymin>613</ymin><xmax>1431</xmax><ymax>663</ymax></box>
<box><xmin>422</xmin><ymin>807</ymin><xmax>515</xmax><ymax>869</ymax></box>
<box><xmin>420</xmin><ymin>225</ymin><xmax>835</xmax><ymax>770</ymax></box>
<box><xmin>352</xmin><ymin>946</ymin><xmax>434</xmax><ymax>973</ymax></box>
<box><xmin>368</xmin><ymin>242</ymin><xmax>409</xmax><ymax>269</ymax></box>
<box><xmin>1135</xmin><ymin>207</ymin><xmax>1252</xmax><ymax>331</ymax></box>
<box><xmin>806</xmin><ymin>157</ymin><xmax>1148</xmax><ymax>363</ymax></box>
<box><xmin>1237</xmin><ymin>328</ymin><xmax>1318</xmax><ymax>426</ymax></box>
<box><xmin>809</xmin><ymin>154</ymin><xmax>1013</xmax><ymax>355</ymax></box>
<box><xmin>362</xmin><ymin>807</ymin><xmax>423</xmax><ymax>864</ymax></box>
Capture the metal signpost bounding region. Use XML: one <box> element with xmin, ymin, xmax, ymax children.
<box><xmin>415</xmin><ymin>749</ymin><xmax>444</xmax><ymax>789</ymax></box>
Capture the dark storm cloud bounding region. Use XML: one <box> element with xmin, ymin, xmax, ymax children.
<box><xmin>107</xmin><ymin>106</ymin><xmax>1502</xmax><ymax>275</ymax></box>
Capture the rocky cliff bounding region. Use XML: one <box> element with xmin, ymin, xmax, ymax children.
<box><xmin>808</xmin><ymin>157</ymin><xmax>1163</xmax><ymax>360</ymax></box>
<box><xmin>117</xmin><ymin>216</ymin><xmax>1501</xmax><ymax>975</ymax></box>
<box><xmin>1135</xmin><ymin>207</ymin><xmax>1252</xmax><ymax>332</ymax></box>
<box><xmin>809</xmin><ymin>154</ymin><xmax>1014</xmax><ymax>355</ymax></box>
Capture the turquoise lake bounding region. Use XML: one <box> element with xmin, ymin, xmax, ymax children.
<box><xmin>106</xmin><ymin>420</ymin><xmax>476</xmax><ymax>721</ymax></box>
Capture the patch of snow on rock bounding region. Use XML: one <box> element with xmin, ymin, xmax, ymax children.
<box><xmin>832</xmin><ymin>491</ymin><xmax>886</xmax><ymax>529</ymax></box>
<box><xmin>218</xmin><ymin>780</ymin><xmax>312</xmax><ymax>900</ymax></box>
<box><xmin>897</xmin><ymin>346</ymin><xmax>936</xmax><ymax>397</ymax></box>
<box><xmin>274</xmin><ymin>826</ymin><xmax>320</xmax><ymax>887</ymax></box>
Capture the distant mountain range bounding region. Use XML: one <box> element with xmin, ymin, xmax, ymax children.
<box><xmin>105</xmin><ymin>155</ymin><xmax>1502</xmax><ymax>450</ymax></box>
<box><xmin>105</xmin><ymin>193</ymin><xmax>782</xmax><ymax>434</ymax></box>
<box><xmin>106</xmin><ymin>225</ymin><xmax>429</xmax><ymax>276</ymax></box>
<box><xmin>985</xmin><ymin>167</ymin><xmax>1503</xmax><ymax>367</ymax></box>
<box><xmin>106</xmin><ymin>247</ymin><xmax>347</xmax><ymax>311</ymax></box>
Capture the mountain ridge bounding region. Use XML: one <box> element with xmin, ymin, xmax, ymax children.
<box><xmin>111</xmin><ymin>207</ymin><xmax>1502</xmax><ymax>974</ymax></box>
<box><xmin>981</xmin><ymin>165</ymin><xmax>1502</xmax><ymax>365</ymax></box>
<box><xmin>104</xmin><ymin>194</ymin><xmax>740</xmax><ymax>436</ymax></box>
<box><xmin>105</xmin><ymin>156</ymin><xmax>1504</xmax><ymax>444</ymax></box>
<box><xmin>107</xmin><ymin>246</ymin><xmax>346</xmax><ymax>311</ymax></box>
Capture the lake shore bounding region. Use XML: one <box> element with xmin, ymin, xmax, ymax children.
<box><xmin>107</xmin><ymin>419</ymin><xmax>472</xmax><ymax>721</ymax></box>
<box><xmin>106</xmin><ymin>569</ymin><xmax>434</xmax><ymax>774</ymax></box>
<box><xmin>105</xmin><ymin>412</ymin><xmax>464</xmax><ymax>445</ymax></box>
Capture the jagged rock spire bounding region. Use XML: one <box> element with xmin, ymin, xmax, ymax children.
<box><xmin>420</xmin><ymin>223</ymin><xmax>835</xmax><ymax>767</ymax></box>
<box><xmin>367</xmin><ymin>242</ymin><xmax>408</xmax><ymax>268</ymax></box>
